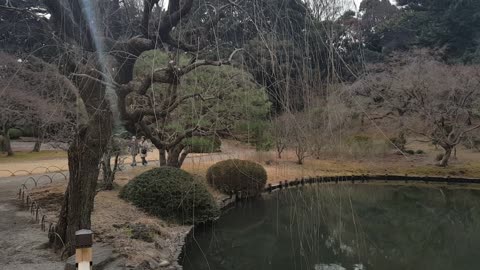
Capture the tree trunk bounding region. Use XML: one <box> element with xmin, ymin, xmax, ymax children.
<box><xmin>0</xmin><ymin>135</ymin><xmax>4</xmax><ymax>153</ymax></box>
<box><xmin>295</xmin><ymin>145</ymin><xmax>306</xmax><ymax>165</ymax></box>
<box><xmin>4</xmin><ymin>130</ymin><xmax>13</xmax><ymax>156</ymax></box>
<box><xmin>167</xmin><ymin>149</ymin><xmax>181</xmax><ymax>167</ymax></box>
<box><xmin>276</xmin><ymin>144</ymin><xmax>284</xmax><ymax>159</ymax></box>
<box><xmin>296</xmin><ymin>157</ymin><xmax>304</xmax><ymax>165</ymax></box>
<box><xmin>159</xmin><ymin>147</ymin><xmax>167</xmax><ymax>166</ymax></box>
<box><xmin>178</xmin><ymin>147</ymin><xmax>190</xmax><ymax>167</ymax></box>
<box><xmin>32</xmin><ymin>139</ymin><xmax>42</xmax><ymax>152</ymax></box>
<box><xmin>32</xmin><ymin>129</ymin><xmax>43</xmax><ymax>152</ymax></box>
<box><xmin>50</xmin><ymin>77</ymin><xmax>112</xmax><ymax>255</ymax></box>
<box><xmin>166</xmin><ymin>144</ymin><xmax>186</xmax><ymax>168</ymax></box>
<box><xmin>101</xmin><ymin>152</ymin><xmax>118</xmax><ymax>191</ymax></box>
<box><xmin>440</xmin><ymin>146</ymin><xmax>453</xmax><ymax>167</ymax></box>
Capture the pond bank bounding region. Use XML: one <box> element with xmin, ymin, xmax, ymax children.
<box><xmin>262</xmin><ymin>174</ymin><xmax>480</xmax><ymax>193</ymax></box>
<box><xmin>177</xmin><ymin>174</ymin><xmax>480</xmax><ymax>268</ymax></box>
<box><xmin>180</xmin><ymin>183</ymin><xmax>480</xmax><ymax>270</ymax></box>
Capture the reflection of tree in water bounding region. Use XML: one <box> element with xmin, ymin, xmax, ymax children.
<box><xmin>184</xmin><ymin>199</ymin><xmax>277</xmax><ymax>270</ymax></box>
<box><xmin>182</xmin><ymin>186</ymin><xmax>480</xmax><ymax>270</ymax></box>
<box><xmin>284</xmin><ymin>185</ymin><xmax>480</xmax><ymax>270</ymax></box>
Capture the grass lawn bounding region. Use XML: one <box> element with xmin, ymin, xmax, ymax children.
<box><xmin>0</xmin><ymin>151</ymin><xmax>67</xmax><ymax>163</ymax></box>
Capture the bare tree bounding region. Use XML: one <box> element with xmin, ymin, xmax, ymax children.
<box><xmin>0</xmin><ymin>0</ymin><xmax>248</xmax><ymax>254</ymax></box>
<box><xmin>283</xmin><ymin>113</ymin><xmax>311</xmax><ymax>165</ymax></box>
<box><xmin>352</xmin><ymin>52</ymin><xmax>480</xmax><ymax>166</ymax></box>
<box><xmin>0</xmin><ymin>53</ymin><xmax>74</xmax><ymax>156</ymax></box>
<box><xmin>271</xmin><ymin>115</ymin><xmax>290</xmax><ymax>159</ymax></box>
<box><xmin>0</xmin><ymin>87</ymin><xmax>32</xmax><ymax>156</ymax></box>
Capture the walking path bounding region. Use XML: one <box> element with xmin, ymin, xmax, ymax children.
<box><xmin>0</xmin><ymin>174</ymin><xmax>64</xmax><ymax>269</ymax></box>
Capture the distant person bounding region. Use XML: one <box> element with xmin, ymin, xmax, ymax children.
<box><xmin>128</xmin><ymin>136</ymin><xmax>139</xmax><ymax>167</ymax></box>
<box><xmin>139</xmin><ymin>136</ymin><xmax>149</xmax><ymax>166</ymax></box>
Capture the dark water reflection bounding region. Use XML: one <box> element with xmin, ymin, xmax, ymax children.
<box><xmin>181</xmin><ymin>185</ymin><xmax>480</xmax><ymax>270</ymax></box>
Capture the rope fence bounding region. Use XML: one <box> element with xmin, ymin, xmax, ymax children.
<box><xmin>16</xmin><ymin>173</ymin><xmax>68</xmax><ymax>253</ymax></box>
<box><xmin>0</xmin><ymin>165</ymin><xmax>69</xmax><ymax>177</ymax></box>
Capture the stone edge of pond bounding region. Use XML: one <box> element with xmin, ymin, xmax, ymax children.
<box><xmin>175</xmin><ymin>194</ymin><xmax>235</xmax><ymax>269</ymax></box>
<box><xmin>262</xmin><ymin>174</ymin><xmax>480</xmax><ymax>194</ymax></box>
<box><xmin>175</xmin><ymin>174</ymin><xmax>480</xmax><ymax>268</ymax></box>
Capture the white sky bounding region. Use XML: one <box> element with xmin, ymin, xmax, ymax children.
<box><xmin>354</xmin><ymin>0</ymin><xmax>398</xmax><ymax>8</ymax></box>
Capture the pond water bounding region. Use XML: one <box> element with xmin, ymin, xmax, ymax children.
<box><xmin>181</xmin><ymin>184</ymin><xmax>480</xmax><ymax>270</ymax></box>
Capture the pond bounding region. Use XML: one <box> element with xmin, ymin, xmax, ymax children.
<box><xmin>181</xmin><ymin>184</ymin><xmax>480</xmax><ymax>270</ymax></box>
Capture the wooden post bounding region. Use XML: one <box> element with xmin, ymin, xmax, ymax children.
<box><xmin>75</xmin><ymin>229</ymin><xmax>93</xmax><ymax>270</ymax></box>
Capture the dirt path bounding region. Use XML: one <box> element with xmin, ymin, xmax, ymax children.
<box><xmin>0</xmin><ymin>140</ymin><xmax>257</xmax><ymax>177</ymax></box>
<box><xmin>0</xmin><ymin>175</ymin><xmax>64</xmax><ymax>270</ymax></box>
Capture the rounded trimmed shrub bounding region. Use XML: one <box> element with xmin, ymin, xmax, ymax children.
<box><xmin>120</xmin><ymin>167</ymin><xmax>219</xmax><ymax>225</ymax></box>
<box><xmin>8</xmin><ymin>128</ymin><xmax>23</xmax><ymax>139</ymax></box>
<box><xmin>206</xmin><ymin>159</ymin><xmax>267</xmax><ymax>196</ymax></box>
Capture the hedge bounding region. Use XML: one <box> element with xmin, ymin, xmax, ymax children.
<box><xmin>120</xmin><ymin>167</ymin><xmax>219</xmax><ymax>225</ymax></box>
<box><xmin>206</xmin><ymin>159</ymin><xmax>267</xmax><ymax>196</ymax></box>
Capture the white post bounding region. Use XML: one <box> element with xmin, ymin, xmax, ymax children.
<box><xmin>75</xmin><ymin>229</ymin><xmax>93</xmax><ymax>270</ymax></box>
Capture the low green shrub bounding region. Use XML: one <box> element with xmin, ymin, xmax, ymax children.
<box><xmin>416</xmin><ymin>149</ymin><xmax>425</xmax><ymax>154</ymax></box>
<box><xmin>8</xmin><ymin>128</ymin><xmax>22</xmax><ymax>139</ymax></box>
<box><xmin>234</xmin><ymin>120</ymin><xmax>272</xmax><ymax>150</ymax></box>
<box><xmin>184</xmin><ymin>136</ymin><xmax>221</xmax><ymax>153</ymax></box>
<box><xmin>405</xmin><ymin>149</ymin><xmax>415</xmax><ymax>155</ymax></box>
<box><xmin>463</xmin><ymin>137</ymin><xmax>480</xmax><ymax>151</ymax></box>
<box><xmin>120</xmin><ymin>167</ymin><xmax>219</xmax><ymax>225</ymax></box>
<box><xmin>19</xmin><ymin>126</ymin><xmax>37</xmax><ymax>137</ymax></box>
<box><xmin>0</xmin><ymin>135</ymin><xmax>4</xmax><ymax>152</ymax></box>
<box><xmin>206</xmin><ymin>159</ymin><xmax>267</xmax><ymax>196</ymax></box>
<box><xmin>255</xmin><ymin>135</ymin><xmax>274</xmax><ymax>151</ymax></box>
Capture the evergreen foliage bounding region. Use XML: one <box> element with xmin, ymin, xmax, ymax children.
<box><xmin>120</xmin><ymin>167</ymin><xmax>219</xmax><ymax>225</ymax></box>
<box><xmin>206</xmin><ymin>159</ymin><xmax>267</xmax><ymax>196</ymax></box>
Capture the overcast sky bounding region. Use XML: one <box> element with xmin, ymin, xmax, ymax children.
<box><xmin>353</xmin><ymin>0</ymin><xmax>397</xmax><ymax>10</ymax></box>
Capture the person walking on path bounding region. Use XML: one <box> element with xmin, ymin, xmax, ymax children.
<box><xmin>128</xmin><ymin>136</ymin><xmax>139</xmax><ymax>167</ymax></box>
<box><xmin>139</xmin><ymin>136</ymin><xmax>149</xmax><ymax>166</ymax></box>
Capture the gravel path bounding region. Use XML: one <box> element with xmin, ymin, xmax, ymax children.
<box><xmin>0</xmin><ymin>174</ymin><xmax>64</xmax><ymax>270</ymax></box>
